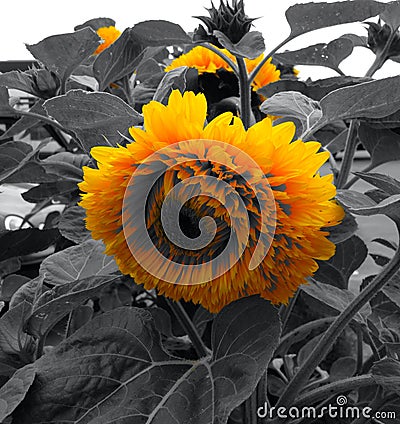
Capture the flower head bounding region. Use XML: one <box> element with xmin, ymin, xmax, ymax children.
<box><xmin>94</xmin><ymin>26</ymin><xmax>121</xmax><ymax>55</ymax></box>
<box><xmin>79</xmin><ymin>90</ymin><xmax>343</xmax><ymax>313</ymax></box>
<box><xmin>165</xmin><ymin>45</ymin><xmax>280</xmax><ymax>91</ymax></box>
<box><xmin>366</xmin><ymin>21</ymin><xmax>400</xmax><ymax>60</ymax></box>
<box><xmin>193</xmin><ymin>0</ymin><xmax>256</xmax><ymax>45</ymax></box>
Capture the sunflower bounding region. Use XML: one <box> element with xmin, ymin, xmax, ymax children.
<box><xmin>94</xmin><ymin>26</ymin><xmax>121</xmax><ymax>55</ymax></box>
<box><xmin>165</xmin><ymin>45</ymin><xmax>281</xmax><ymax>91</ymax></box>
<box><xmin>79</xmin><ymin>90</ymin><xmax>343</xmax><ymax>313</ymax></box>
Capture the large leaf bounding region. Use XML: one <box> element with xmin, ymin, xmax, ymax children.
<box><xmin>93</xmin><ymin>28</ymin><xmax>143</xmax><ymax>91</ymax></box>
<box><xmin>0</xmin><ymin>364</ymin><xmax>36</xmax><ymax>422</ymax></box>
<box><xmin>25</xmin><ymin>275</ymin><xmax>119</xmax><ymax>339</ymax></box>
<box><xmin>302</xmin><ymin>280</ymin><xmax>371</xmax><ymax>322</ymax></box>
<box><xmin>355</xmin><ymin>172</ymin><xmax>400</xmax><ymax>196</ymax></box>
<box><xmin>319</xmin><ymin>76</ymin><xmax>400</xmax><ymax>126</ymax></box>
<box><xmin>326</xmin><ymin>208</ymin><xmax>358</xmax><ymax>244</ymax></box>
<box><xmin>214</xmin><ymin>31</ymin><xmax>265</xmax><ymax>59</ymax></box>
<box><xmin>58</xmin><ymin>206</ymin><xmax>91</xmax><ymax>244</ymax></box>
<box><xmin>14</xmin><ymin>297</ymin><xmax>280</xmax><ymax>424</ymax></box>
<box><xmin>274</xmin><ymin>38</ymin><xmax>354</xmax><ymax>74</ymax></box>
<box><xmin>26</xmin><ymin>28</ymin><xmax>101</xmax><ymax>87</ymax></box>
<box><xmin>39</xmin><ymin>239</ymin><xmax>119</xmax><ymax>285</ymax></box>
<box><xmin>21</xmin><ymin>180</ymin><xmax>78</xmax><ymax>203</ymax></box>
<box><xmin>44</xmin><ymin>89</ymin><xmax>142</xmax><ymax>152</ymax></box>
<box><xmin>0</xmin><ymin>275</ymin><xmax>30</xmax><ymax>302</ymax></box>
<box><xmin>0</xmin><ymin>229</ymin><xmax>59</xmax><ymax>262</ymax></box>
<box><xmin>358</xmin><ymin>123</ymin><xmax>400</xmax><ymax>168</ymax></box>
<box><xmin>346</xmin><ymin>194</ymin><xmax>400</xmax><ymax>220</ymax></box>
<box><xmin>130</xmin><ymin>20</ymin><xmax>191</xmax><ymax>46</ymax></box>
<box><xmin>154</xmin><ymin>66</ymin><xmax>197</xmax><ymax>104</ymax></box>
<box><xmin>285</xmin><ymin>1</ymin><xmax>384</xmax><ymax>38</ymax></box>
<box><xmin>10</xmin><ymin>276</ymin><xmax>43</xmax><ymax>309</ymax></box>
<box><xmin>74</xmin><ymin>17</ymin><xmax>116</xmax><ymax>31</ymax></box>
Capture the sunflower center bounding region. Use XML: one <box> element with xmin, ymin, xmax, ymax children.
<box><xmin>179</xmin><ymin>205</ymin><xmax>202</xmax><ymax>239</ymax></box>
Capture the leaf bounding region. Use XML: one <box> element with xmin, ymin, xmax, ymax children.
<box><xmin>130</xmin><ymin>20</ymin><xmax>191</xmax><ymax>46</ymax></box>
<box><xmin>381</xmin><ymin>1</ymin><xmax>400</xmax><ymax>31</ymax></box>
<box><xmin>318</xmin><ymin>235</ymin><xmax>368</xmax><ymax>289</ymax></box>
<box><xmin>258</xmin><ymin>76</ymin><xmax>371</xmax><ymax>102</ymax></box>
<box><xmin>0</xmin><ymin>71</ymin><xmax>38</xmax><ymax>97</ymax></box>
<box><xmin>302</xmin><ymin>280</ymin><xmax>371</xmax><ymax>322</ymax></box>
<box><xmin>74</xmin><ymin>17</ymin><xmax>116</xmax><ymax>31</ymax></box>
<box><xmin>356</xmin><ymin>172</ymin><xmax>400</xmax><ymax>196</ymax></box>
<box><xmin>336</xmin><ymin>189</ymin><xmax>377</xmax><ymax>210</ymax></box>
<box><xmin>14</xmin><ymin>297</ymin><xmax>280</xmax><ymax>424</ymax></box>
<box><xmin>0</xmin><ymin>301</ymin><xmax>32</xmax><ymax>356</ymax></box>
<box><xmin>346</xmin><ymin>194</ymin><xmax>400</xmax><ymax>220</ymax></box>
<box><xmin>274</xmin><ymin>37</ymin><xmax>354</xmax><ymax>74</ymax></box>
<box><xmin>0</xmin><ymin>229</ymin><xmax>59</xmax><ymax>262</ymax></box>
<box><xmin>0</xmin><ymin>275</ymin><xmax>30</xmax><ymax>302</ymax></box>
<box><xmin>25</xmin><ymin>275</ymin><xmax>119</xmax><ymax>339</ymax></box>
<box><xmin>330</xmin><ymin>356</ymin><xmax>356</xmax><ymax>381</ymax></box>
<box><xmin>319</xmin><ymin>76</ymin><xmax>400</xmax><ymax>125</ymax></box>
<box><xmin>0</xmin><ymin>258</ymin><xmax>21</xmax><ymax>279</ymax></box>
<box><xmin>26</xmin><ymin>28</ymin><xmax>101</xmax><ymax>86</ymax></box>
<box><xmin>193</xmin><ymin>306</ymin><xmax>215</xmax><ymax>337</ymax></box>
<box><xmin>58</xmin><ymin>206</ymin><xmax>91</xmax><ymax>243</ymax></box>
<box><xmin>372</xmin><ymin>238</ymin><xmax>398</xmax><ymax>251</ymax></box>
<box><xmin>383</xmin><ymin>271</ymin><xmax>400</xmax><ymax>310</ymax></box>
<box><xmin>214</xmin><ymin>31</ymin><xmax>265</xmax><ymax>59</ymax></box>
<box><xmin>93</xmin><ymin>28</ymin><xmax>143</xmax><ymax>91</ymax></box>
<box><xmin>260</xmin><ymin>91</ymin><xmax>322</xmax><ymax>135</ymax></box>
<box><xmin>44</xmin><ymin>89</ymin><xmax>142</xmax><ymax>152</ymax></box>
<box><xmin>135</xmin><ymin>58</ymin><xmax>163</xmax><ymax>83</ymax></box>
<box><xmin>0</xmin><ymin>364</ymin><xmax>36</xmax><ymax>422</ymax></box>
<box><xmin>297</xmin><ymin>334</ymin><xmax>323</xmax><ymax>367</ymax></box>
<box><xmin>341</xmin><ymin>33</ymin><xmax>368</xmax><ymax>48</ymax></box>
<box><xmin>39</xmin><ymin>239</ymin><xmax>119</xmax><ymax>285</ymax></box>
<box><xmin>326</xmin><ymin>208</ymin><xmax>358</xmax><ymax>244</ymax></box>
<box><xmin>10</xmin><ymin>276</ymin><xmax>43</xmax><ymax>309</ymax></box>
<box><xmin>154</xmin><ymin>66</ymin><xmax>197</xmax><ymax>104</ymax></box>
<box><xmin>358</xmin><ymin>124</ymin><xmax>400</xmax><ymax>168</ymax></box>
<box><xmin>42</xmin><ymin>152</ymin><xmax>88</xmax><ymax>181</ymax></box>
<box><xmin>21</xmin><ymin>180</ymin><xmax>78</xmax><ymax>203</ymax></box>
<box><xmin>285</xmin><ymin>1</ymin><xmax>385</xmax><ymax>39</ymax></box>
<box><xmin>372</xmin><ymin>358</ymin><xmax>400</xmax><ymax>395</ymax></box>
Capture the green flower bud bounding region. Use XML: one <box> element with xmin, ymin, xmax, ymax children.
<box><xmin>366</xmin><ymin>21</ymin><xmax>400</xmax><ymax>59</ymax></box>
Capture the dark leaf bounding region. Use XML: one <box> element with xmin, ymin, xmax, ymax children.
<box><xmin>21</xmin><ymin>180</ymin><xmax>78</xmax><ymax>203</ymax></box>
<box><xmin>370</xmin><ymin>253</ymin><xmax>391</xmax><ymax>267</ymax></box>
<box><xmin>58</xmin><ymin>206</ymin><xmax>91</xmax><ymax>244</ymax></box>
<box><xmin>346</xmin><ymin>194</ymin><xmax>400</xmax><ymax>220</ymax></box>
<box><xmin>10</xmin><ymin>276</ymin><xmax>43</xmax><ymax>309</ymax></box>
<box><xmin>14</xmin><ymin>297</ymin><xmax>280</xmax><ymax>424</ymax></box>
<box><xmin>383</xmin><ymin>272</ymin><xmax>400</xmax><ymax>309</ymax></box>
<box><xmin>326</xmin><ymin>208</ymin><xmax>358</xmax><ymax>244</ymax></box>
<box><xmin>0</xmin><ymin>258</ymin><xmax>21</xmax><ymax>279</ymax></box>
<box><xmin>341</xmin><ymin>33</ymin><xmax>368</xmax><ymax>47</ymax></box>
<box><xmin>372</xmin><ymin>358</ymin><xmax>400</xmax><ymax>395</ymax></box>
<box><xmin>319</xmin><ymin>76</ymin><xmax>400</xmax><ymax>125</ymax></box>
<box><xmin>42</xmin><ymin>152</ymin><xmax>88</xmax><ymax>181</ymax></box>
<box><xmin>0</xmin><ymin>364</ymin><xmax>36</xmax><ymax>422</ymax></box>
<box><xmin>302</xmin><ymin>279</ymin><xmax>371</xmax><ymax>322</ymax></box>
<box><xmin>214</xmin><ymin>30</ymin><xmax>265</xmax><ymax>59</ymax></box>
<box><xmin>314</xmin><ymin>262</ymin><xmax>346</xmax><ymax>289</ymax></box>
<box><xmin>44</xmin><ymin>89</ymin><xmax>142</xmax><ymax>152</ymax></box>
<box><xmin>26</xmin><ymin>28</ymin><xmax>101</xmax><ymax>86</ymax></box>
<box><xmin>193</xmin><ymin>306</ymin><xmax>215</xmax><ymax>337</ymax></box>
<box><xmin>372</xmin><ymin>238</ymin><xmax>398</xmax><ymax>251</ymax></box>
<box><xmin>358</xmin><ymin>124</ymin><xmax>400</xmax><ymax>168</ymax></box>
<box><xmin>94</xmin><ymin>29</ymin><xmax>143</xmax><ymax>91</ymax></box>
<box><xmin>39</xmin><ymin>239</ymin><xmax>119</xmax><ymax>285</ymax></box>
<box><xmin>74</xmin><ymin>17</ymin><xmax>116</xmax><ymax>31</ymax></box>
<box><xmin>0</xmin><ymin>71</ymin><xmax>38</xmax><ymax>97</ymax></box>
<box><xmin>330</xmin><ymin>356</ymin><xmax>357</xmax><ymax>381</ymax></box>
<box><xmin>25</xmin><ymin>275</ymin><xmax>119</xmax><ymax>339</ymax></box>
<box><xmin>286</xmin><ymin>1</ymin><xmax>385</xmax><ymax>38</ymax></box>
<box><xmin>0</xmin><ymin>229</ymin><xmax>59</xmax><ymax>262</ymax></box>
<box><xmin>381</xmin><ymin>1</ymin><xmax>400</xmax><ymax>31</ymax></box>
<box><xmin>274</xmin><ymin>37</ymin><xmax>354</xmax><ymax>74</ymax></box>
<box><xmin>355</xmin><ymin>172</ymin><xmax>400</xmax><ymax>196</ymax></box>
<box><xmin>135</xmin><ymin>58</ymin><xmax>163</xmax><ymax>83</ymax></box>
<box><xmin>154</xmin><ymin>66</ymin><xmax>197</xmax><ymax>104</ymax></box>
<box><xmin>130</xmin><ymin>20</ymin><xmax>191</xmax><ymax>46</ymax></box>
<box><xmin>67</xmin><ymin>304</ymin><xmax>94</xmax><ymax>336</ymax></box>
<box><xmin>0</xmin><ymin>275</ymin><xmax>30</xmax><ymax>302</ymax></box>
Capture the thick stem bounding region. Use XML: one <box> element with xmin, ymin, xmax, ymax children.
<box><xmin>236</xmin><ymin>57</ymin><xmax>252</xmax><ymax>130</ymax></box>
<box><xmin>279</xmin><ymin>290</ymin><xmax>300</xmax><ymax>333</ymax></box>
<box><xmin>249</xmin><ymin>36</ymin><xmax>292</xmax><ymax>85</ymax></box>
<box><xmin>275</xmin><ymin>231</ymin><xmax>400</xmax><ymax>410</ymax></box>
<box><xmin>166</xmin><ymin>299</ymin><xmax>208</xmax><ymax>358</ymax></box>
<box><xmin>336</xmin><ymin>120</ymin><xmax>359</xmax><ymax>188</ymax></box>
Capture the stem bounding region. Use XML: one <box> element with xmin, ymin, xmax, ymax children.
<box><xmin>336</xmin><ymin>120</ymin><xmax>359</xmax><ymax>188</ymax></box>
<box><xmin>275</xmin><ymin>228</ymin><xmax>400</xmax><ymax>409</ymax></box>
<box><xmin>365</xmin><ymin>30</ymin><xmax>397</xmax><ymax>78</ymax></box>
<box><xmin>343</xmin><ymin>162</ymin><xmax>376</xmax><ymax>189</ymax></box>
<box><xmin>249</xmin><ymin>36</ymin><xmax>292</xmax><ymax>85</ymax></box>
<box><xmin>294</xmin><ymin>375</ymin><xmax>376</xmax><ymax>408</ymax></box>
<box><xmin>356</xmin><ymin>324</ymin><xmax>364</xmax><ymax>375</ymax></box>
<box><xmin>236</xmin><ymin>57</ymin><xmax>252</xmax><ymax>130</ymax></box>
<box><xmin>200</xmin><ymin>43</ymin><xmax>239</xmax><ymax>76</ymax></box>
<box><xmin>279</xmin><ymin>290</ymin><xmax>300</xmax><ymax>334</ymax></box>
<box><xmin>166</xmin><ymin>299</ymin><xmax>208</xmax><ymax>358</ymax></box>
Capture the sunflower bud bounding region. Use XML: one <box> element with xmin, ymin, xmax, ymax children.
<box><xmin>366</xmin><ymin>21</ymin><xmax>400</xmax><ymax>59</ymax></box>
<box><xmin>193</xmin><ymin>0</ymin><xmax>256</xmax><ymax>46</ymax></box>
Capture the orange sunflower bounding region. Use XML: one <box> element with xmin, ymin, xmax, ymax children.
<box><xmin>94</xmin><ymin>25</ymin><xmax>121</xmax><ymax>55</ymax></box>
<box><xmin>165</xmin><ymin>45</ymin><xmax>281</xmax><ymax>91</ymax></box>
<box><xmin>79</xmin><ymin>90</ymin><xmax>343</xmax><ymax>313</ymax></box>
